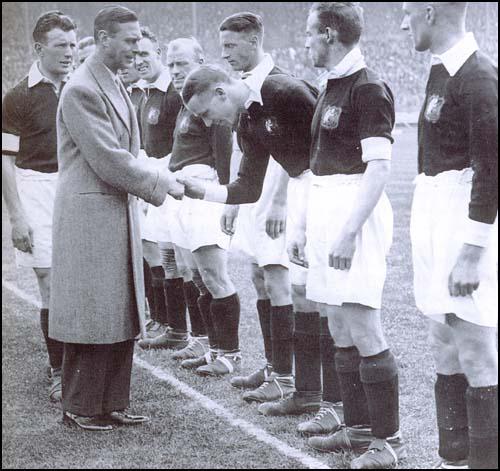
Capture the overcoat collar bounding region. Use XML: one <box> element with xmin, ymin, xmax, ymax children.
<box><xmin>86</xmin><ymin>54</ymin><xmax>132</xmax><ymax>135</ymax></box>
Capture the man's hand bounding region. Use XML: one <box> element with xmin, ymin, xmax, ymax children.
<box><xmin>162</xmin><ymin>168</ymin><xmax>184</xmax><ymax>200</ymax></box>
<box><xmin>329</xmin><ymin>229</ymin><xmax>357</xmax><ymax>270</ymax></box>
<box><xmin>265</xmin><ymin>203</ymin><xmax>287</xmax><ymax>240</ymax></box>
<box><xmin>448</xmin><ymin>244</ymin><xmax>484</xmax><ymax>297</ymax></box>
<box><xmin>176</xmin><ymin>176</ymin><xmax>206</xmax><ymax>200</ymax></box>
<box><xmin>221</xmin><ymin>205</ymin><xmax>239</xmax><ymax>236</ymax></box>
<box><xmin>11</xmin><ymin>216</ymin><xmax>34</xmax><ymax>253</ymax></box>
<box><xmin>287</xmin><ymin>230</ymin><xmax>308</xmax><ymax>268</ymax></box>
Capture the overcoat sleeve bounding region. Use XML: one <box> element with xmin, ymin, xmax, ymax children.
<box><xmin>59</xmin><ymin>84</ymin><xmax>171</xmax><ymax>206</ymax></box>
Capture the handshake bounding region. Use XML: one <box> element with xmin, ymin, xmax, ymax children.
<box><xmin>163</xmin><ymin>171</ymin><xmax>211</xmax><ymax>201</ymax></box>
<box><xmin>161</xmin><ymin>170</ymin><xmax>211</xmax><ymax>201</ymax></box>
<box><xmin>142</xmin><ymin>152</ymin><xmax>207</xmax><ymax>201</ymax></box>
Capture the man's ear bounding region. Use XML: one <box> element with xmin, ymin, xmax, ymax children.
<box><xmin>325</xmin><ymin>27</ymin><xmax>337</xmax><ymax>45</ymax></box>
<box><xmin>97</xmin><ymin>30</ymin><xmax>109</xmax><ymax>47</ymax></box>
<box><xmin>34</xmin><ymin>42</ymin><xmax>43</xmax><ymax>56</ymax></box>
<box><xmin>248</xmin><ymin>34</ymin><xmax>259</xmax><ymax>49</ymax></box>
<box><xmin>215</xmin><ymin>86</ymin><xmax>226</xmax><ymax>99</ymax></box>
<box><xmin>425</xmin><ymin>5</ymin><xmax>437</xmax><ymax>25</ymax></box>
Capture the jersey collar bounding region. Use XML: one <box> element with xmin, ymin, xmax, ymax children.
<box><xmin>242</xmin><ymin>53</ymin><xmax>275</xmax><ymax>109</ymax></box>
<box><xmin>28</xmin><ymin>61</ymin><xmax>69</xmax><ymax>89</ymax></box>
<box><xmin>326</xmin><ymin>47</ymin><xmax>366</xmax><ymax>81</ymax></box>
<box><xmin>431</xmin><ymin>32</ymin><xmax>478</xmax><ymax>77</ymax></box>
<box><xmin>138</xmin><ymin>68</ymin><xmax>171</xmax><ymax>93</ymax></box>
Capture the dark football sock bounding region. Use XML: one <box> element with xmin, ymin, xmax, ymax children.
<box><xmin>164</xmin><ymin>277</ymin><xmax>187</xmax><ymax>332</ymax></box>
<box><xmin>294</xmin><ymin>312</ymin><xmax>321</xmax><ymax>393</ymax></box>
<box><xmin>467</xmin><ymin>385</ymin><xmax>498</xmax><ymax>469</ymax></box>
<box><xmin>360</xmin><ymin>349</ymin><xmax>400</xmax><ymax>438</ymax></box>
<box><xmin>320</xmin><ymin>317</ymin><xmax>342</xmax><ymax>403</ymax></box>
<box><xmin>143</xmin><ymin>259</ymin><xmax>155</xmax><ymax>321</ymax></box>
<box><xmin>270</xmin><ymin>305</ymin><xmax>294</xmax><ymax>375</ymax></box>
<box><xmin>40</xmin><ymin>309</ymin><xmax>63</xmax><ymax>369</ymax></box>
<box><xmin>335</xmin><ymin>347</ymin><xmax>371</xmax><ymax>427</ymax></box>
<box><xmin>150</xmin><ymin>265</ymin><xmax>167</xmax><ymax>325</ymax></box>
<box><xmin>198</xmin><ymin>292</ymin><xmax>216</xmax><ymax>349</ymax></box>
<box><xmin>210</xmin><ymin>293</ymin><xmax>240</xmax><ymax>352</ymax></box>
<box><xmin>183</xmin><ymin>281</ymin><xmax>206</xmax><ymax>337</ymax></box>
<box><xmin>434</xmin><ymin>374</ymin><xmax>469</xmax><ymax>462</ymax></box>
<box><xmin>257</xmin><ymin>299</ymin><xmax>273</xmax><ymax>365</ymax></box>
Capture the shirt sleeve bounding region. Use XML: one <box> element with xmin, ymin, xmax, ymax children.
<box><xmin>461</xmin><ymin>74</ymin><xmax>498</xmax><ymax>228</ymax></box>
<box><xmin>164</xmin><ymin>90</ymin><xmax>183</xmax><ymax>155</ymax></box>
<box><xmin>2</xmin><ymin>88</ymin><xmax>24</xmax><ymax>155</ymax></box>
<box><xmin>225</xmin><ymin>130</ymin><xmax>271</xmax><ymax>205</ymax></box>
<box><xmin>211</xmin><ymin>122</ymin><xmax>233</xmax><ymax>185</ymax></box>
<box><xmin>354</xmin><ymin>83</ymin><xmax>395</xmax><ymax>143</ymax></box>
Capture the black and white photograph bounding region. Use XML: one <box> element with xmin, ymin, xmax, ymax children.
<box><xmin>2</xmin><ymin>2</ymin><xmax>498</xmax><ymax>469</ymax></box>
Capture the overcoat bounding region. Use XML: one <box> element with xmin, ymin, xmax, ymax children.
<box><xmin>49</xmin><ymin>54</ymin><xmax>170</xmax><ymax>344</ymax></box>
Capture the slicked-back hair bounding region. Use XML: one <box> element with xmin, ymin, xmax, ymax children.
<box><xmin>310</xmin><ymin>2</ymin><xmax>364</xmax><ymax>46</ymax></box>
<box><xmin>167</xmin><ymin>37</ymin><xmax>205</xmax><ymax>62</ymax></box>
<box><xmin>32</xmin><ymin>10</ymin><xmax>77</xmax><ymax>44</ymax></box>
<box><xmin>219</xmin><ymin>12</ymin><xmax>264</xmax><ymax>38</ymax></box>
<box><xmin>94</xmin><ymin>5</ymin><xmax>138</xmax><ymax>42</ymax></box>
<box><xmin>140</xmin><ymin>26</ymin><xmax>159</xmax><ymax>45</ymax></box>
<box><xmin>182</xmin><ymin>65</ymin><xmax>230</xmax><ymax>105</ymax></box>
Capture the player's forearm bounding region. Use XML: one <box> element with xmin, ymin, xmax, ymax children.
<box><xmin>1</xmin><ymin>155</ymin><xmax>26</xmax><ymax>223</ymax></box>
<box><xmin>205</xmin><ymin>175</ymin><xmax>263</xmax><ymax>205</ymax></box>
<box><xmin>269</xmin><ymin>163</ymin><xmax>290</xmax><ymax>208</ymax></box>
<box><xmin>343</xmin><ymin>160</ymin><xmax>391</xmax><ymax>236</ymax></box>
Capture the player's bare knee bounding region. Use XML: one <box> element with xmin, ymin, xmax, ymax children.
<box><xmin>459</xmin><ymin>345</ymin><xmax>498</xmax><ymax>386</ymax></box>
<box><xmin>250</xmin><ymin>265</ymin><xmax>268</xmax><ymax>298</ymax></box>
<box><xmin>351</xmin><ymin>330</ymin><xmax>387</xmax><ymax>356</ymax></box>
<box><xmin>292</xmin><ymin>284</ymin><xmax>316</xmax><ymax>312</ymax></box>
<box><xmin>326</xmin><ymin>314</ymin><xmax>352</xmax><ymax>346</ymax></box>
<box><xmin>263</xmin><ymin>265</ymin><xmax>291</xmax><ymax>305</ymax></box>
<box><xmin>199</xmin><ymin>265</ymin><xmax>233</xmax><ymax>298</ymax></box>
<box><xmin>33</xmin><ymin>267</ymin><xmax>50</xmax><ymax>288</ymax></box>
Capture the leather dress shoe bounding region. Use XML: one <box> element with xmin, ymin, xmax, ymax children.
<box><xmin>63</xmin><ymin>411</ymin><xmax>114</xmax><ymax>431</ymax></box>
<box><xmin>105</xmin><ymin>410</ymin><xmax>150</xmax><ymax>425</ymax></box>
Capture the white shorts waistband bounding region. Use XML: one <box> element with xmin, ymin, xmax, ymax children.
<box><xmin>174</xmin><ymin>164</ymin><xmax>217</xmax><ymax>181</ymax></box>
<box><xmin>311</xmin><ymin>173</ymin><xmax>364</xmax><ymax>187</ymax></box>
<box><xmin>414</xmin><ymin>168</ymin><xmax>473</xmax><ymax>186</ymax></box>
<box><xmin>16</xmin><ymin>168</ymin><xmax>58</xmax><ymax>181</ymax></box>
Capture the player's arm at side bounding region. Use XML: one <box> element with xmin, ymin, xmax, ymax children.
<box><xmin>329</xmin><ymin>83</ymin><xmax>394</xmax><ymax>269</ymax></box>
<box><xmin>2</xmin><ymin>91</ymin><xmax>33</xmax><ymax>252</ymax></box>
<box><xmin>448</xmin><ymin>73</ymin><xmax>498</xmax><ymax>296</ymax></box>
<box><xmin>60</xmin><ymin>84</ymin><xmax>176</xmax><ymax>206</ymax></box>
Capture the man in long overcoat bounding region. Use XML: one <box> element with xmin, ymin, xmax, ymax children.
<box><xmin>49</xmin><ymin>5</ymin><xmax>180</xmax><ymax>431</ymax></box>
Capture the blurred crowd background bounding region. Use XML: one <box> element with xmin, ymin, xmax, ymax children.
<box><xmin>2</xmin><ymin>2</ymin><xmax>498</xmax><ymax>111</ymax></box>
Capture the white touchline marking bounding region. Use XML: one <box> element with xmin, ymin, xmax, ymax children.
<box><xmin>3</xmin><ymin>280</ymin><xmax>42</xmax><ymax>308</ymax></box>
<box><xmin>2</xmin><ymin>280</ymin><xmax>331</xmax><ymax>470</ymax></box>
<box><xmin>134</xmin><ymin>357</ymin><xmax>331</xmax><ymax>470</ymax></box>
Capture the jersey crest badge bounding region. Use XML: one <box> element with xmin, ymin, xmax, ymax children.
<box><xmin>321</xmin><ymin>105</ymin><xmax>342</xmax><ymax>130</ymax></box>
<box><xmin>147</xmin><ymin>107</ymin><xmax>160</xmax><ymax>125</ymax></box>
<box><xmin>424</xmin><ymin>95</ymin><xmax>445</xmax><ymax>123</ymax></box>
<box><xmin>264</xmin><ymin>117</ymin><xmax>279</xmax><ymax>135</ymax></box>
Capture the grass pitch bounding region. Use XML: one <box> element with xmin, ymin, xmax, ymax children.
<box><xmin>2</xmin><ymin>127</ymin><xmax>438</xmax><ymax>469</ymax></box>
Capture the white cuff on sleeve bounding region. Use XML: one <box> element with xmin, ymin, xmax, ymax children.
<box><xmin>463</xmin><ymin>218</ymin><xmax>495</xmax><ymax>247</ymax></box>
<box><xmin>361</xmin><ymin>137</ymin><xmax>392</xmax><ymax>163</ymax></box>
<box><xmin>2</xmin><ymin>132</ymin><xmax>20</xmax><ymax>154</ymax></box>
<box><xmin>204</xmin><ymin>184</ymin><xmax>228</xmax><ymax>203</ymax></box>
